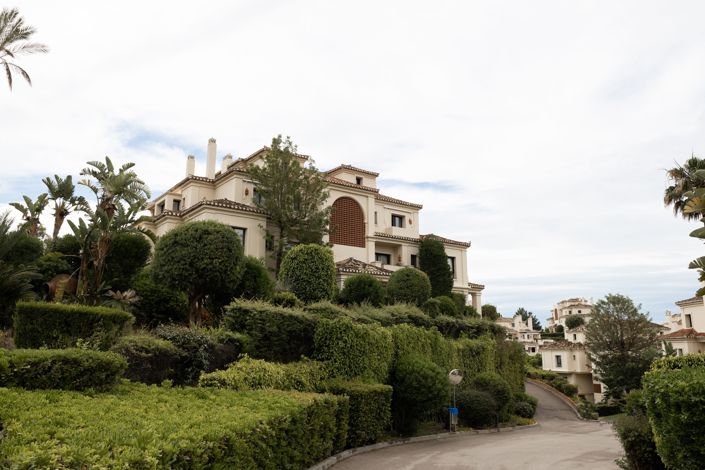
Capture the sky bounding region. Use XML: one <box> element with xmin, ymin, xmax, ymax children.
<box><xmin>3</xmin><ymin>1</ymin><xmax>705</xmax><ymax>323</ymax></box>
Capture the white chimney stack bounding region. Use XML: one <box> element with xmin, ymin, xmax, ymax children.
<box><xmin>222</xmin><ymin>153</ymin><xmax>233</xmax><ymax>173</ymax></box>
<box><xmin>186</xmin><ymin>155</ymin><xmax>195</xmax><ymax>176</ymax></box>
<box><xmin>206</xmin><ymin>138</ymin><xmax>217</xmax><ymax>179</ymax></box>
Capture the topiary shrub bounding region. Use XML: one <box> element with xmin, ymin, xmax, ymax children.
<box><xmin>314</xmin><ymin>318</ymin><xmax>394</xmax><ymax>383</ymax></box>
<box><xmin>13</xmin><ymin>301</ymin><xmax>134</xmax><ymax>350</ymax></box>
<box><xmin>271</xmin><ymin>291</ymin><xmax>304</xmax><ymax>308</ymax></box>
<box><xmin>199</xmin><ymin>356</ymin><xmax>328</xmax><ymax>392</ymax></box>
<box><xmin>435</xmin><ymin>296</ymin><xmax>460</xmax><ymax>317</ymax></box>
<box><xmin>386</xmin><ymin>267</ymin><xmax>431</xmax><ymax>306</ymax></box>
<box><xmin>278</xmin><ymin>244</ymin><xmax>336</xmax><ymax>303</ymax></box>
<box><xmin>304</xmin><ymin>300</ymin><xmax>349</xmax><ymax>319</ymax></box>
<box><xmin>495</xmin><ymin>340</ymin><xmax>526</xmax><ymax>394</ymax></box>
<box><xmin>338</xmin><ymin>274</ymin><xmax>385</xmax><ymax>307</ymax></box>
<box><xmin>513</xmin><ymin>401</ymin><xmax>535</xmax><ymax>419</ymax></box>
<box><xmin>0</xmin><ymin>348</ymin><xmax>126</xmax><ymax>390</ymax></box>
<box><xmin>131</xmin><ymin>269</ymin><xmax>189</xmax><ymax>326</ymax></box>
<box><xmin>223</xmin><ymin>299</ymin><xmax>317</xmax><ymax>363</ymax></box>
<box><xmin>421</xmin><ymin>298</ymin><xmax>442</xmax><ymax>318</ymax></box>
<box><xmin>231</xmin><ymin>256</ymin><xmax>274</xmax><ymax>300</ymax></box>
<box><xmin>110</xmin><ymin>334</ymin><xmax>184</xmax><ymax>385</ymax></box>
<box><xmin>470</xmin><ymin>372</ymin><xmax>513</xmax><ymax>420</ymax></box>
<box><xmin>418</xmin><ymin>238</ymin><xmax>453</xmax><ymax>297</ymax></box>
<box><xmin>319</xmin><ymin>379</ymin><xmax>393</xmax><ymax>448</ymax></box>
<box><xmin>456</xmin><ymin>388</ymin><xmax>497</xmax><ymax>428</ymax></box>
<box><xmin>104</xmin><ymin>232</ymin><xmax>151</xmax><ymax>291</ymax></box>
<box><xmin>204</xmin><ymin>328</ymin><xmax>250</xmax><ymax>372</ymax></box>
<box><xmin>391</xmin><ymin>355</ymin><xmax>448</xmax><ymax>435</ymax></box>
<box><xmin>3</xmin><ymin>232</ymin><xmax>43</xmax><ymax>265</ymax></box>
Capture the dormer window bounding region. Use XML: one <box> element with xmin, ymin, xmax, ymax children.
<box><xmin>172</xmin><ymin>200</ymin><xmax>181</xmax><ymax>211</ymax></box>
<box><xmin>356</xmin><ymin>176</ymin><xmax>363</xmax><ymax>185</ymax></box>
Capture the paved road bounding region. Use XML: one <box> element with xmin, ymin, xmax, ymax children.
<box><xmin>330</xmin><ymin>381</ymin><xmax>621</xmax><ymax>470</ymax></box>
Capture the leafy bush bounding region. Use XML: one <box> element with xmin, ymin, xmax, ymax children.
<box><xmin>104</xmin><ymin>232</ymin><xmax>151</xmax><ymax>291</ymax></box>
<box><xmin>314</xmin><ymin>318</ymin><xmax>394</xmax><ymax>383</ymax></box>
<box><xmin>451</xmin><ymin>292</ymin><xmax>466</xmax><ymax>311</ymax></box>
<box><xmin>231</xmin><ymin>256</ymin><xmax>274</xmax><ymax>300</ymax></box>
<box><xmin>0</xmin><ymin>383</ymin><xmax>348</xmax><ymax>469</ymax></box>
<box><xmin>513</xmin><ymin>401</ymin><xmax>535</xmax><ymax>419</ymax></box>
<box><xmin>456</xmin><ymin>389</ymin><xmax>497</xmax><ymax>428</ymax></box>
<box><xmin>13</xmin><ymin>301</ymin><xmax>134</xmax><ymax>350</ymax></box>
<box><xmin>131</xmin><ymin>269</ymin><xmax>189</xmax><ymax>326</ymax></box>
<box><xmin>279</xmin><ymin>244</ymin><xmax>336</xmax><ymax>303</ymax></box>
<box><xmin>419</xmin><ymin>238</ymin><xmax>453</xmax><ymax>297</ymax></box>
<box><xmin>386</xmin><ymin>267</ymin><xmax>431</xmax><ymax>306</ymax></box>
<box><xmin>528</xmin><ymin>368</ymin><xmax>579</xmax><ymax>397</ymax></box>
<box><xmin>614</xmin><ymin>414</ymin><xmax>665</xmax><ymax>470</ymax></box>
<box><xmin>481</xmin><ymin>304</ymin><xmax>499</xmax><ymax>321</ymax></box>
<box><xmin>3</xmin><ymin>232</ymin><xmax>43</xmax><ymax>265</ymax></box>
<box><xmin>470</xmin><ymin>372</ymin><xmax>513</xmax><ymax>419</ymax></box>
<box><xmin>304</xmin><ymin>300</ymin><xmax>349</xmax><ymax>319</ymax></box>
<box><xmin>625</xmin><ymin>389</ymin><xmax>647</xmax><ymax>416</ymax></box>
<box><xmin>35</xmin><ymin>252</ymin><xmax>72</xmax><ymax>283</ymax></box>
<box><xmin>650</xmin><ymin>353</ymin><xmax>705</xmax><ymax>371</ymax></box>
<box><xmin>643</xmin><ymin>366</ymin><xmax>705</xmax><ymax>470</ymax></box>
<box><xmin>436</xmin><ymin>296</ymin><xmax>460</xmax><ymax>317</ymax></box>
<box><xmin>320</xmin><ymin>379</ymin><xmax>393</xmax><ymax>448</ymax></box>
<box><xmin>223</xmin><ymin>299</ymin><xmax>317</xmax><ymax>363</ymax></box>
<box><xmin>391</xmin><ymin>355</ymin><xmax>448</xmax><ymax>435</ymax></box>
<box><xmin>463</xmin><ymin>304</ymin><xmax>480</xmax><ymax>318</ymax></box>
<box><xmin>110</xmin><ymin>334</ymin><xmax>184</xmax><ymax>385</ymax></box>
<box><xmin>495</xmin><ymin>340</ymin><xmax>526</xmax><ymax>393</ymax></box>
<box><xmin>338</xmin><ymin>274</ymin><xmax>385</xmax><ymax>306</ymax></box>
<box><xmin>271</xmin><ymin>291</ymin><xmax>304</xmax><ymax>308</ymax></box>
<box><xmin>421</xmin><ymin>298</ymin><xmax>443</xmax><ymax>318</ymax></box>
<box><xmin>205</xmin><ymin>328</ymin><xmax>250</xmax><ymax>372</ymax></box>
<box><xmin>577</xmin><ymin>399</ymin><xmax>598</xmax><ymax>420</ymax></box>
<box><xmin>199</xmin><ymin>356</ymin><xmax>328</xmax><ymax>392</ymax></box>
<box><xmin>564</xmin><ymin>314</ymin><xmax>585</xmax><ymax>330</ymax></box>
<box><xmin>0</xmin><ymin>348</ymin><xmax>126</xmax><ymax>390</ymax></box>
<box><xmin>596</xmin><ymin>402</ymin><xmax>623</xmax><ymax>417</ymax></box>
<box><xmin>513</xmin><ymin>391</ymin><xmax>538</xmax><ymax>416</ymax></box>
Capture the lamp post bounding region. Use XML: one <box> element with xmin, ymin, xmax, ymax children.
<box><xmin>448</xmin><ymin>369</ymin><xmax>463</xmax><ymax>432</ymax></box>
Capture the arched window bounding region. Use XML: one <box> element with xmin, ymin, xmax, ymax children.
<box><xmin>330</xmin><ymin>197</ymin><xmax>365</xmax><ymax>248</ymax></box>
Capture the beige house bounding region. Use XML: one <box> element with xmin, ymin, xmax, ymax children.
<box><xmin>661</xmin><ymin>295</ymin><xmax>705</xmax><ymax>355</ymax></box>
<box><xmin>142</xmin><ymin>139</ymin><xmax>484</xmax><ymax>309</ymax></box>
<box><xmin>546</xmin><ymin>297</ymin><xmax>593</xmax><ymax>331</ymax></box>
<box><xmin>496</xmin><ymin>314</ymin><xmax>544</xmax><ymax>355</ymax></box>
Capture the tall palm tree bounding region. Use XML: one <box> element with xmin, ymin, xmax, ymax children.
<box><xmin>9</xmin><ymin>193</ymin><xmax>48</xmax><ymax>237</ymax></box>
<box><xmin>0</xmin><ymin>8</ymin><xmax>48</xmax><ymax>90</ymax></box>
<box><xmin>0</xmin><ymin>211</ymin><xmax>39</xmax><ymax>327</ymax></box>
<box><xmin>664</xmin><ymin>155</ymin><xmax>705</xmax><ymax>220</ymax></box>
<box><xmin>80</xmin><ymin>157</ymin><xmax>151</xmax><ymax>218</ymax></box>
<box><xmin>42</xmin><ymin>174</ymin><xmax>85</xmax><ymax>248</ymax></box>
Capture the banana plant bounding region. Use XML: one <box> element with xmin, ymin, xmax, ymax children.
<box><xmin>9</xmin><ymin>193</ymin><xmax>48</xmax><ymax>237</ymax></box>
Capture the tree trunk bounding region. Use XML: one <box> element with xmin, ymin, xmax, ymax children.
<box><xmin>188</xmin><ymin>293</ymin><xmax>203</xmax><ymax>326</ymax></box>
<box><xmin>51</xmin><ymin>214</ymin><xmax>65</xmax><ymax>249</ymax></box>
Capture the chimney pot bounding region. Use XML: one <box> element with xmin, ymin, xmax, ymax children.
<box><xmin>186</xmin><ymin>155</ymin><xmax>196</xmax><ymax>177</ymax></box>
<box><xmin>222</xmin><ymin>153</ymin><xmax>233</xmax><ymax>173</ymax></box>
<box><xmin>206</xmin><ymin>139</ymin><xmax>217</xmax><ymax>179</ymax></box>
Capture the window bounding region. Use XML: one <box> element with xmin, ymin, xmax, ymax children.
<box><xmin>375</xmin><ymin>253</ymin><xmax>391</xmax><ymax>264</ymax></box>
<box><xmin>391</xmin><ymin>214</ymin><xmax>404</xmax><ymax>228</ymax></box>
<box><xmin>686</xmin><ymin>314</ymin><xmax>693</xmax><ymax>328</ymax></box>
<box><xmin>356</xmin><ymin>176</ymin><xmax>363</xmax><ymax>185</ymax></box>
<box><xmin>157</xmin><ymin>202</ymin><xmax>165</xmax><ymax>214</ymax></box>
<box><xmin>410</xmin><ymin>254</ymin><xmax>418</xmax><ymax>267</ymax></box>
<box><xmin>530</xmin><ymin>347</ymin><xmax>536</xmax><ymax>353</ymax></box>
<box><xmin>447</xmin><ymin>257</ymin><xmax>456</xmax><ymax>279</ymax></box>
<box><xmin>231</xmin><ymin>227</ymin><xmax>246</xmax><ymax>247</ymax></box>
<box><xmin>593</xmin><ymin>383</ymin><xmax>602</xmax><ymax>393</ymax></box>
<box><xmin>578</xmin><ymin>309</ymin><xmax>582</xmax><ymax>314</ymax></box>
<box><xmin>573</xmin><ymin>334</ymin><xmax>577</xmax><ymax>341</ymax></box>
<box><xmin>572</xmin><ymin>354</ymin><xmax>576</xmax><ymax>360</ymax></box>
<box><xmin>172</xmin><ymin>200</ymin><xmax>181</xmax><ymax>212</ymax></box>
<box><xmin>374</xmin><ymin>211</ymin><xmax>378</xmax><ymax>225</ymax></box>
<box><xmin>253</xmin><ymin>188</ymin><xmax>263</xmax><ymax>205</ymax></box>
<box><xmin>568</xmin><ymin>310</ymin><xmax>572</xmax><ymax>315</ymax></box>
<box><xmin>677</xmin><ymin>348</ymin><xmax>684</xmax><ymax>356</ymax></box>
<box><xmin>555</xmin><ymin>355</ymin><xmax>562</xmax><ymax>368</ymax></box>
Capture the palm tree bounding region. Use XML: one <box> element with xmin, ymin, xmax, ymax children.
<box><xmin>10</xmin><ymin>193</ymin><xmax>48</xmax><ymax>237</ymax></box>
<box><xmin>80</xmin><ymin>157</ymin><xmax>151</xmax><ymax>218</ymax></box>
<box><xmin>42</xmin><ymin>175</ymin><xmax>85</xmax><ymax>248</ymax></box>
<box><xmin>664</xmin><ymin>155</ymin><xmax>705</xmax><ymax>220</ymax></box>
<box><xmin>0</xmin><ymin>8</ymin><xmax>48</xmax><ymax>90</ymax></box>
<box><xmin>0</xmin><ymin>211</ymin><xmax>39</xmax><ymax>327</ymax></box>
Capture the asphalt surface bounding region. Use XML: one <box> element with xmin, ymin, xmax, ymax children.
<box><xmin>330</xmin><ymin>381</ymin><xmax>622</xmax><ymax>470</ymax></box>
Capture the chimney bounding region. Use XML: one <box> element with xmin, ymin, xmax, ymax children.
<box><xmin>186</xmin><ymin>155</ymin><xmax>195</xmax><ymax>176</ymax></box>
<box><xmin>206</xmin><ymin>138</ymin><xmax>217</xmax><ymax>179</ymax></box>
<box><xmin>222</xmin><ymin>153</ymin><xmax>233</xmax><ymax>173</ymax></box>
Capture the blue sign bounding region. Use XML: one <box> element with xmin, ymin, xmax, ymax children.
<box><xmin>449</xmin><ymin>407</ymin><xmax>459</xmax><ymax>415</ymax></box>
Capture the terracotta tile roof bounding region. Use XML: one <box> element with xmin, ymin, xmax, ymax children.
<box><xmin>335</xmin><ymin>257</ymin><xmax>393</xmax><ymax>277</ymax></box>
<box><xmin>421</xmin><ymin>233</ymin><xmax>471</xmax><ymax>248</ymax></box>
<box><xmin>661</xmin><ymin>328</ymin><xmax>705</xmax><ymax>339</ymax></box>
<box><xmin>376</xmin><ymin>193</ymin><xmax>423</xmax><ymax>209</ymax></box>
<box><xmin>541</xmin><ymin>340</ymin><xmax>586</xmax><ymax>351</ymax></box>
<box><xmin>153</xmin><ymin>198</ymin><xmax>267</xmax><ymax>221</ymax></box>
<box><xmin>675</xmin><ymin>296</ymin><xmax>703</xmax><ymax>307</ymax></box>
<box><xmin>374</xmin><ymin>232</ymin><xmax>420</xmax><ymax>243</ymax></box>
<box><xmin>326</xmin><ymin>164</ymin><xmax>379</xmax><ymax>177</ymax></box>
<box><xmin>325</xmin><ymin>176</ymin><xmax>379</xmax><ymax>193</ymax></box>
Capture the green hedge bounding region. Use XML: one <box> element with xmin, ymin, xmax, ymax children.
<box><xmin>110</xmin><ymin>335</ymin><xmax>184</xmax><ymax>385</ymax></box>
<box><xmin>495</xmin><ymin>340</ymin><xmax>526</xmax><ymax>394</ymax></box>
<box><xmin>643</xmin><ymin>366</ymin><xmax>705</xmax><ymax>470</ymax></box>
<box><xmin>650</xmin><ymin>353</ymin><xmax>705</xmax><ymax>371</ymax></box>
<box><xmin>279</xmin><ymin>244</ymin><xmax>336</xmax><ymax>303</ymax></box>
<box><xmin>613</xmin><ymin>414</ymin><xmax>665</xmax><ymax>470</ymax></box>
<box><xmin>200</xmin><ymin>356</ymin><xmax>329</xmax><ymax>392</ymax></box>
<box><xmin>0</xmin><ymin>383</ymin><xmax>348</xmax><ymax>469</ymax></box>
<box><xmin>314</xmin><ymin>318</ymin><xmax>394</xmax><ymax>383</ymax></box>
<box><xmin>456</xmin><ymin>389</ymin><xmax>497</xmax><ymax>428</ymax></box>
<box><xmin>223</xmin><ymin>299</ymin><xmax>317</xmax><ymax>362</ymax></box>
<box><xmin>320</xmin><ymin>379</ymin><xmax>393</xmax><ymax>448</ymax></box>
<box><xmin>0</xmin><ymin>348</ymin><xmax>126</xmax><ymax>390</ymax></box>
<box><xmin>13</xmin><ymin>301</ymin><xmax>134</xmax><ymax>350</ymax></box>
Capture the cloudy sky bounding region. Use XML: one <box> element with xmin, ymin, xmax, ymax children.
<box><xmin>3</xmin><ymin>1</ymin><xmax>705</xmax><ymax>323</ymax></box>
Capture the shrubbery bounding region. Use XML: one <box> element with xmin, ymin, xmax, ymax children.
<box><xmin>528</xmin><ymin>368</ymin><xmax>579</xmax><ymax>397</ymax></box>
<box><xmin>0</xmin><ymin>348</ymin><xmax>126</xmax><ymax>390</ymax></box>
<box><xmin>230</xmin><ymin>256</ymin><xmax>274</xmax><ymax>300</ymax></box>
<box><xmin>418</xmin><ymin>238</ymin><xmax>453</xmax><ymax>297</ymax></box>
<box><xmin>495</xmin><ymin>340</ymin><xmax>526</xmax><ymax>393</ymax></box>
<box><xmin>0</xmin><ymin>383</ymin><xmax>348</xmax><ymax>469</ymax></box>
<box><xmin>436</xmin><ymin>296</ymin><xmax>460</xmax><ymax>317</ymax></box>
<box><xmin>391</xmin><ymin>355</ymin><xmax>448</xmax><ymax>435</ymax></box>
<box><xmin>421</xmin><ymin>297</ymin><xmax>443</xmax><ymax>317</ymax></box>
<box><xmin>338</xmin><ymin>273</ymin><xmax>385</xmax><ymax>306</ymax></box>
<box><xmin>271</xmin><ymin>291</ymin><xmax>304</xmax><ymax>308</ymax></box>
<box><xmin>304</xmin><ymin>300</ymin><xmax>349</xmax><ymax>319</ymax></box>
<box><xmin>386</xmin><ymin>267</ymin><xmax>431</xmax><ymax>306</ymax></box>
<box><xmin>104</xmin><ymin>232</ymin><xmax>151</xmax><ymax>291</ymax></box>
<box><xmin>13</xmin><ymin>301</ymin><xmax>133</xmax><ymax>350</ymax></box>
<box><xmin>613</xmin><ymin>414</ymin><xmax>665</xmax><ymax>470</ymax></box>
<box><xmin>131</xmin><ymin>270</ymin><xmax>189</xmax><ymax>326</ymax></box>
<box><xmin>224</xmin><ymin>299</ymin><xmax>317</xmax><ymax>363</ymax></box>
<box><xmin>456</xmin><ymin>389</ymin><xmax>497</xmax><ymax>428</ymax></box>
<box><xmin>279</xmin><ymin>244</ymin><xmax>336</xmax><ymax>303</ymax></box>
<box><xmin>110</xmin><ymin>334</ymin><xmax>184</xmax><ymax>385</ymax></box>
<box><xmin>470</xmin><ymin>372</ymin><xmax>513</xmax><ymax>420</ymax></box>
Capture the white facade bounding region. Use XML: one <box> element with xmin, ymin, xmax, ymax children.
<box><xmin>661</xmin><ymin>296</ymin><xmax>705</xmax><ymax>355</ymax></box>
<box><xmin>546</xmin><ymin>298</ymin><xmax>593</xmax><ymax>331</ymax></box>
<box><xmin>496</xmin><ymin>314</ymin><xmax>544</xmax><ymax>355</ymax></box>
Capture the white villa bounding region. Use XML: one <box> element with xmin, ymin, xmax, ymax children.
<box><xmin>496</xmin><ymin>314</ymin><xmax>545</xmax><ymax>355</ymax></box>
<box><xmin>661</xmin><ymin>295</ymin><xmax>705</xmax><ymax>355</ymax></box>
<box><xmin>142</xmin><ymin>139</ymin><xmax>485</xmax><ymax>310</ymax></box>
<box><xmin>546</xmin><ymin>297</ymin><xmax>593</xmax><ymax>331</ymax></box>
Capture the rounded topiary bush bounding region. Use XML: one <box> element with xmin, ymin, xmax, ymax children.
<box><xmin>470</xmin><ymin>372</ymin><xmax>513</xmax><ymax>419</ymax></box>
<box><xmin>391</xmin><ymin>354</ymin><xmax>448</xmax><ymax>435</ymax></box>
<box><xmin>339</xmin><ymin>274</ymin><xmax>385</xmax><ymax>307</ymax></box>
<box><xmin>231</xmin><ymin>256</ymin><xmax>274</xmax><ymax>300</ymax></box>
<box><xmin>386</xmin><ymin>268</ymin><xmax>431</xmax><ymax>306</ymax></box>
<box><xmin>436</xmin><ymin>296</ymin><xmax>460</xmax><ymax>317</ymax></box>
<box><xmin>279</xmin><ymin>244</ymin><xmax>336</xmax><ymax>303</ymax></box>
<box><xmin>513</xmin><ymin>401</ymin><xmax>535</xmax><ymax>419</ymax></box>
<box><xmin>271</xmin><ymin>291</ymin><xmax>304</xmax><ymax>308</ymax></box>
<box><xmin>110</xmin><ymin>334</ymin><xmax>184</xmax><ymax>385</ymax></box>
<box><xmin>456</xmin><ymin>389</ymin><xmax>497</xmax><ymax>428</ymax></box>
<box><xmin>421</xmin><ymin>298</ymin><xmax>442</xmax><ymax>317</ymax></box>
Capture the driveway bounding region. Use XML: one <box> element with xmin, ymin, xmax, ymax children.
<box><xmin>330</xmin><ymin>381</ymin><xmax>622</xmax><ymax>470</ymax></box>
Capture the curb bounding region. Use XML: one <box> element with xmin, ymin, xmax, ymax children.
<box><xmin>525</xmin><ymin>378</ymin><xmax>586</xmax><ymax>420</ymax></box>
<box><xmin>307</xmin><ymin>423</ymin><xmax>538</xmax><ymax>470</ymax></box>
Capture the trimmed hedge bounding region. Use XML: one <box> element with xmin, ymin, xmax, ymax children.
<box><xmin>320</xmin><ymin>379</ymin><xmax>393</xmax><ymax>448</ymax></box>
<box><xmin>0</xmin><ymin>383</ymin><xmax>348</xmax><ymax>469</ymax></box>
<box><xmin>386</xmin><ymin>267</ymin><xmax>431</xmax><ymax>305</ymax></box>
<box><xmin>223</xmin><ymin>299</ymin><xmax>317</xmax><ymax>362</ymax></box>
<box><xmin>304</xmin><ymin>300</ymin><xmax>349</xmax><ymax>319</ymax></box>
<box><xmin>131</xmin><ymin>270</ymin><xmax>189</xmax><ymax>326</ymax></box>
<box><xmin>457</xmin><ymin>389</ymin><xmax>498</xmax><ymax>428</ymax></box>
<box><xmin>110</xmin><ymin>334</ymin><xmax>184</xmax><ymax>385</ymax></box>
<box><xmin>13</xmin><ymin>301</ymin><xmax>134</xmax><ymax>350</ymax></box>
<box><xmin>271</xmin><ymin>291</ymin><xmax>304</xmax><ymax>308</ymax></box>
<box><xmin>232</xmin><ymin>256</ymin><xmax>274</xmax><ymax>300</ymax></box>
<box><xmin>643</xmin><ymin>366</ymin><xmax>705</xmax><ymax>470</ymax></box>
<box><xmin>528</xmin><ymin>368</ymin><xmax>579</xmax><ymax>397</ymax></box>
<box><xmin>495</xmin><ymin>340</ymin><xmax>526</xmax><ymax>394</ymax></box>
<box><xmin>279</xmin><ymin>244</ymin><xmax>336</xmax><ymax>303</ymax></box>
<box><xmin>200</xmin><ymin>356</ymin><xmax>328</xmax><ymax>392</ymax></box>
<box><xmin>314</xmin><ymin>318</ymin><xmax>394</xmax><ymax>383</ymax></box>
<box><xmin>650</xmin><ymin>353</ymin><xmax>705</xmax><ymax>371</ymax></box>
<box><xmin>0</xmin><ymin>348</ymin><xmax>126</xmax><ymax>390</ymax></box>
<box><xmin>338</xmin><ymin>274</ymin><xmax>385</xmax><ymax>307</ymax></box>
<box><xmin>470</xmin><ymin>372</ymin><xmax>513</xmax><ymax>420</ymax></box>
